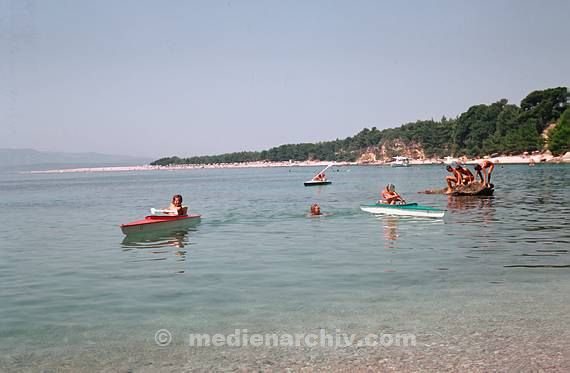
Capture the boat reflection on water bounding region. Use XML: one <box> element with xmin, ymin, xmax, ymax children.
<box><xmin>383</xmin><ymin>216</ymin><xmax>399</xmax><ymax>249</ymax></box>
<box><xmin>122</xmin><ymin>229</ymin><xmax>192</xmax><ymax>249</ymax></box>
<box><xmin>376</xmin><ymin>215</ymin><xmax>445</xmax><ymax>250</ymax></box>
<box><xmin>447</xmin><ymin>195</ymin><xmax>495</xmax><ymax>225</ymax></box>
<box><xmin>447</xmin><ymin>195</ymin><xmax>494</xmax><ymax>209</ymax></box>
<box><xmin>121</xmin><ymin>224</ymin><xmax>200</xmax><ymax>272</ymax></box>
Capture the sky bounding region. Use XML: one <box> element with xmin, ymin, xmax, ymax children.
<box><xmin>1</xmin><ymin>0</ymin><xmax>569</xmax><ymax>158</ymax></box>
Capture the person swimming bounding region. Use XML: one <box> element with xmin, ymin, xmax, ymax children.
<box><xmin>310</xmin><ymin>203</ymin><xmax>321</xmax><ymax>216</ymax></box>
<box><xmin>166</xmin><ymin>194</ymin><xmax>188</xmax><ymax>216</ymax></box>
<box><xmin>380</xmin><ymin>184</ymin><xmax>405</xmax><ymax>205</ymax></box>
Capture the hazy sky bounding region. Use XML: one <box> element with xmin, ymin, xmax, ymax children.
<box><xmin>1</xmin><ymin>0</ymin><xmax>569</xmax><ymax>158</ymax></box>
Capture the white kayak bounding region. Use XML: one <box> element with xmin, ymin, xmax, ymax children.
<box><xmin>360</xmin><ymin>203</ymin><xmax>445</xmax><ymax>218</ymax></box>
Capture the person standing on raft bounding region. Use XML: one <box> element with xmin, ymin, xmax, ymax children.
<box><xmin>474</xmin><ymin>160</ymin><xmax>495</xmax><ymax>186</ymax></box>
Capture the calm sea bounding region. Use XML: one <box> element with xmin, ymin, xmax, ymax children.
<box><xmin>1</xmin><ymin>165</ymin><xmax>569</xmax><ymax>370</ymax></box>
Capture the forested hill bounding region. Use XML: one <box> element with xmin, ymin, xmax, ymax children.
<box><xmin>152</xmin><ymin>87</ymin><xmax>570</xmax><ymax>165</ymax></box>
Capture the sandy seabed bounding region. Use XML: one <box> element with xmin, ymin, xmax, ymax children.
<box><xmin>5</xmin><ymin>282</ymin><xmax>570</xmax><ymax>371</ymax></box>
<box><xmin>3</xmin><ymin>331</ymin><xmax>568</xmax><ymax>372</ymax></box>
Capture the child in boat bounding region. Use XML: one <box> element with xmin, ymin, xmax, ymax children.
<box><xmin>445</xmin><ymin>165</ymin><xmax>463</xmax><ymax>193</ymax></box>
<box><xmin>380</xmin><ymin>184</ymin><xmax>405</xmax><ymax>205</ymax></box>
<box><xmin>310</xmin><ymin>203</ymin><xmax>322</xmax><ymax>216</ymax></box>
<box><xmin>455</xmin><ymin>165</ymin><xmax>475</xmax><ymax>185</ymax></box>
<box><xmin>474</xmin><ymin>160</ymin><xmax>494</xmax><ymax>186</ymax></box>
<box><xmin>167</xmin><ymin>194</ymin><xmax>188</xmax><ymax>216</ymax></box>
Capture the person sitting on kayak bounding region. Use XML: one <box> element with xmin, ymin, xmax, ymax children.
<box><xmin>310</xmin><ymin>203</ymin><xmax>321</xmax><ymax>216</ymax></box>
<box><xmin>445</xmin><ymin>165</ymin><xmax>463</xmax><ymax>193</ymax></box>
<box><xmin>380</xmin><ymin>184</ymin><xmax>405</xmax><ymax>205</ymax></box>
<box><xmin>167</xmin><ymin>194</ymin><xmax>188</xmax><ymax>216</ymax></box>
<box><xmin>455</xmin><ymin>165</ymin><xmax>474</xmax><ymax>185</ymax></box>
<box><xmin>474</xmin><ymin>160</ymin><xmax>495</xmax><ymax>186</ymax></box>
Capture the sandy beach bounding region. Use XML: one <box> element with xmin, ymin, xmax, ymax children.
<box><xmin>26</xmin><ymin>152</ymin><xmax>570</xmax><ymax>174</ymax></box>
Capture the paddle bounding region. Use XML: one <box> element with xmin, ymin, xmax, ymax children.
<box><xmin>371</xmin><ymin>194</ymin><xmax>411</xmax><ymax>205</ymax></box>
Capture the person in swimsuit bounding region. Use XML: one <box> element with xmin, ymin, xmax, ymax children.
<box><xmin>380</xmin><ymin>184</ymin><xmax>405</xmax><ymax>205</ymax></box>
<box><xmin>313</xmin><ymin>172</ymin><xmax>326</xmax><ymax>181</ymax></box>
<box><xmin>445</xmin><ymin>165</ymin><xmax>463</xmax><ymax>193</ymax></box>
<box><xmin>310</xmin><ymin>203</ymin><xmax>322</xmax><ymax>216</ymax></box>
<box><xmin>474</xmin><ymin>160</ymin><xmax>495</xmax><ymax>186</ymax></box>
<box><xmin>167</xmin><ymin>194</ymin><xmax>188</xmax><ymax>216</ymax></box>
<box><xmin>455</xmin><ymin>165</ymin><xmax>475</xmax><ymax>185</ymax></box>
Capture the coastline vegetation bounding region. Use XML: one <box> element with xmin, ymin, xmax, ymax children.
<box><xmin>152</xmin><ymin>87</ymin><xmax>569</xmax><ymax>165</ymax></box>
<box><xmin>548</xmin><ymin>107</ymin><xmax>570</xmax><ymax>156</ymax></box>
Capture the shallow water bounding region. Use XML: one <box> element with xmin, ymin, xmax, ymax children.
<box><xmin>0</xmin><ymin>165</ymin><xmax>569</xmax><ymax>370</ymax></box>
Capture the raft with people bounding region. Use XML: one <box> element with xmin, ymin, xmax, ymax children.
<box><xmin>419</xmin><ymin>182</ymin><xmax>494</xmax><ymax>196</ymax></box>
<box><xmin>420</xmin><ymin>160</ymin><xmax>495</xmax><ymax>196</ymax></box>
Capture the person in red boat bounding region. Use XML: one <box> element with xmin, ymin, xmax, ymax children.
<box><xmin>167</xmin><ymin>194</ymin><xmax>188</xmax><ymax>216</ymax></box>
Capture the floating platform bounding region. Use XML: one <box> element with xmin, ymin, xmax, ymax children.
<box><xmin>304</xmin><ymin>180</ymin><xmax>332</xmax><ymax>186</ymax></box>
<box><xmin>419</xmin><ymin>182</ymin><xmax>494</xmax><ymax>196</ymax></box>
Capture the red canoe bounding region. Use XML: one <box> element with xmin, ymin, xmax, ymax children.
<box><xmin>120</xmin><ymin>214</ymin><xmax>201</xmax><ymax>235</ymax></box>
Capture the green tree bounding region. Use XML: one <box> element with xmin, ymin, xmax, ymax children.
<box><xmin>549</xmin><ymin>108</ymin><xmax>570</xmax><ymax>155</ymax></box>
<box><xmin>453</xmin><ymin>99</ymin><xmax>508</xmax><ymax>156</ymax></box>
<box><xmin>151</xmin><ymin>87</ymin><xmax>569</xmax><ymax>165</ymax></box>
<box><xmin>520</xmin><ymin>87</ymin><xmax>569</xmax><ymax>132</ymax></box>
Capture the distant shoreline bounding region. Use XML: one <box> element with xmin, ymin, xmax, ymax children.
<box><xmin>26</xmin><ymin>153</ymin><xmax>570</xmax><ymax>174</ymax></box>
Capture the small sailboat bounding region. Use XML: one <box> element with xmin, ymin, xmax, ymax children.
<box><xmin>304</xmin><ymin>164</ymin><xmax>333</xmax><ymax>186</ymax></box>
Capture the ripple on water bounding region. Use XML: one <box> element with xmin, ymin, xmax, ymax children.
<box><xmin>0</xmin><ymin>165</ymin><xmax>569</xmax><ymax>368</ymax></box>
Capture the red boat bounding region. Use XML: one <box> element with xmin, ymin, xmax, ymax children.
<box><xmin>120</xmin><ymin>214</ymin><xmax>201</xmax><ymax>235</ymax></box>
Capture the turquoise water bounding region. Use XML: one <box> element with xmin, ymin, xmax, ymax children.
<box><xmin>1</xmin><ymin>165</ymin><xmax>569</xmax><ymax>369</ymax></box>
